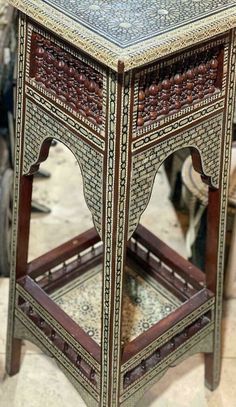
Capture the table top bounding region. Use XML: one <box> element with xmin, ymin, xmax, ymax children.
<box><xmin>9</xmin><ymin>0</ymin><xmax>236</xmax><ymax>71</ymax></box>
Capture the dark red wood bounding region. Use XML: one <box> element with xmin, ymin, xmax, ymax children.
<box><xmin>16</xmin><ymin>175</ymin><xmax>33</xmax><ymax>278</ymax></box>
<box><xmin>38</xmin><ymin>245</ymin><xmax>103</xmax><ymax>293</ymax></box>
<box><xmin>27</xmin><ymin>227</ymin><xmax>100</xmax><ymax>278</ymax></box>
<box><xmin>7</xmin><ymin>338</ymin><xmax>22</xmax><ymax>376</ymax></box>
<box><xmin>133</xmin><ymin>224</ymin><xmax>206</xmax><ymax>288</ymax></box>
<box><xmin>123</xmin><ymin>313</ymin><xmax>211</xmax><ymax>389</ymax></box>
<box><xmin>127</xmin><ymin>243</ymin><xmax>197</xmax><ymax>302</ymax></box>
<box><xmin>17</xmin><ymin>275</ymin><xmax>101</xmax><ymax>363</ymax></box>
<box><xmin>30</xmin><ymin>32</ymin><xmax>104</xmax><ymax>127</ymax></box>
<box><xmin>122</xmin><ymin>288</ymin><xmax>213</xmax><ymax>364</ymax></box>
<box><xmin>19</xmin><ymin>300</ymin><xmax>99</xmax><ymax>387</ymax></box>
<box><xmin>136</xmin><ymin>44</ymin><xmax>223</xmax><ymax>129</ymax></box>
<box><xmin>204</xmin><ymin>187</ymin><xmax>221</xmax><ymax>389</ymax></box>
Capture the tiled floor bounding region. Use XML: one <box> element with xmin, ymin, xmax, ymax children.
<box><xmin>0</xmin><ymin>143</ymin><xmax>235</xmax><ymax>406</ymax></box>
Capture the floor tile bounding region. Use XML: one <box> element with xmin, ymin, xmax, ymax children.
<box><xmin>0</xmin><ymin>353</ymin><xmax>82</xmax><ymax>407</ymax></box>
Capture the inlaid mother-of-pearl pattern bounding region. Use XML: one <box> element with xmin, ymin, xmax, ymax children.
<box><xmin>43</xmin><ymin>0</ymin><xmax>235</xmax><ymax>47</ymax></box>
<box><xmin>51</xmin><ymin>265</ymin><xmax>181</xmax><ymax>346</ymax></box>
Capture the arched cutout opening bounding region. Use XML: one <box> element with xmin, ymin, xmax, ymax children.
<box><xmin>25</xmin><ymin>139</ymin><xmax>103</xmax><ymax>360</ymax></box>
<box><xmin>131</xmin><ymin>146</ymin><xmax>209</xmax><ymax>268</ymax></box>
<box><xmin>140</xmin><ymin>152</ymin><xmax>188</xmax><ymax>259</ymax></box>
<box><xmin>122</xmin><ymin>146</ymin><xmax>212</xmax><ymax>380</ymax></box>
<box><xmin>28</xmin><ymin>140</ymin><xmax>95</xmax><ymax>261</ymax></box>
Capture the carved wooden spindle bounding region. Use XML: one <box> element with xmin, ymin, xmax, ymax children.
<box><xmin>96</xmin><ymin>77</ymin><xmax>103</xmax><ymax>125</ymax></box>
<box><xmin>74</xmin><ymin>61</ymin><xmax>82</xmax><ymax>111</ymax></box>
<box><xmin>196</xmin><ymin>318</ymin><xmax>202</xmax><ymax>328</ymax></box>
<box><xmin>173</xmin><ymin>72</ymin><xmax>183</xmax><ymax>110</ymax></box>
<box><xmin>54</xmin><ymin>48</ymin><xmax>66</xmax><ymax>100</ymax></box>
<box><xmin>90</xmin><ymin>369</ymin><xmax>96</xmax><ymax>381</ymax></box>
<box><xmin>170</xmin><ymin>338</ymin><xmax>175</xmax><ymax>349</ymax></box>
<box><xmin>77</xmin><ymin>65</ymin><xmax>86</xmax><ymax>114</ymax></box>
<box><xmin>63</xmin><ymin>342</ymin><xmax>69</xmax><ymax>353</ymax></box>
<box><xmin>149</xmin><ymin>78</ymin><xmax>158</xmax><ymax>121</ymax></box>
<box><xmin>137</xmin><ymin>81</ymin><xmax>146</xmax><ymax>127</ymax></box>
<box><xmin>50</xmin><ymin>329</ymin><xmax>56</xmax><ymax>341</ymax></box>
<box><xmin>44</xmin><ymin>40</ymin><xmax>55</xmax><ymax>89</ymax></box>
<box><xmin>209</xmin><ymin>55</ymin><xmax>218</xmax><ymax>93</ymax></box>
<box><xmin>39</xmin><ymin>317</ymin><xmax>44</xmax><ymax>328</ymax></box>
<box><xmin>144</xmin><ymin>77</ymin><xmax>151</xmax><ymax>123</ymax></box>
<box><xmin>87</xmin><ymin>72</ymin><xmax>97</xmax><ymax>122</ymax></box>
<box><xmin>181</xmin><ymin>69</ymin><xmax>187</xmax><ymax>101</ymax></box>
<box><xmin>76</xmin><ymin>355</ymin><xmax>81</xmax><ymax>367</ymax></box>
<box><xmin>124</xmin><ymin>372</ymin><xmax>131</xmax><ymax>387</ymax></box>
<box><xmin>141</xmin><ymin>360</ymin><xmax>146</xmax><ymax>372</ymax></box>
<box><xmin>197</xmin><ymin>62</ymin><xmax>207</xmax><ymax>99</ymax></box>
<box><xmin>82</xmin><ymin>66</ymin><xmax>91</xmax><ymax>116</ymax></box>
<box><xmin>186</xmin><ymin>67</ymin><xmax>195</xmax><ymax>104</ymax></box>
<box><xmin>155</xmin><ymin>349</ymin><xmax>161</xmax><ymax>360</ymax></box>
<box><xmin>35</xmin><ymin>35</ymin><xmax>46</xmax><ymax>84</ymax></box>
<box><xmin>183</xmin><ymin>328</ymin><xmax>189</xmax><ymax>338</ymax></box>
<box><xmin>161</xmin><ymin>77</ymin><xmax>171</xmax><ymax>115</ymax></box>
<box><xmin>67</xmin><ymin>60</ymin><xmax>77</xmax><ymax>108</ymax></box>
<box><xmin>28</xmin><ymin>305</ymin><xmax>33</xmax><ymax>315</ymax></box>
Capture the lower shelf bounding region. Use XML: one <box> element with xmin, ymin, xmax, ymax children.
<box><xmin>15</xmin><ymin>224</ymin><xmax>215</xmax><ymax>403</ymax></box>
<box><xmin>51</xmin><ymin>263</ymin><xmax>181</xmax><ymax>346</ymax></box>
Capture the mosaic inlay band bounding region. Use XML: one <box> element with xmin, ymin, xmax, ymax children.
<box><xmin>42</xmin><ymin>0</ymin><xmax>235</xmax><ymax>47</ymax></box>
<box><xmin>8</xmin><ymin>1</ymin><xmax>236</xmax><ymax>71</ymax></box>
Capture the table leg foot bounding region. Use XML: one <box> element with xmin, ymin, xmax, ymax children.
<box><xmin>6</xmin><ymin>336</ymin><xmax>22</xmax><ymax>376</ymax></box>
<box><xmin>204</xmin><ymin>352</ymin><xmax>221</xmax><ymax>391</ymax></box>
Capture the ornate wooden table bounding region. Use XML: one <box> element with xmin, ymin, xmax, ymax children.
<box><xmin>6</xmin><ymin>1</ymin><xmax>236</xmax><ymax>406</ymax></box>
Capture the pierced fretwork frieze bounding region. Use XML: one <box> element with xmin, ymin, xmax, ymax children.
<box><xmin>23</xmin><ymin>99</ymin><xmax>103</xmax><ymax>235</ymax></box>
<box><xmin>128</xmin><ymin>114</ymin><xmax>223</xmax><ymax>237</ymax></box>
<box><xmin>133</xmin><ymin>38</ymin><xmax>228</xmax><ymax>136</ymax></box>
<box><xmin>123</xmin><ymin>313</ymin><xmax>212</xmax><ymax>391</ymax></box>
<box><xmin>28</xmin><ymin>30</ymin><xmax>105</xmax><ymax>132</ymax></box>
<box><xmin>18</xmin><ymin>297</ymin><xmax>99</xmax><ymax>387</ymax></box>
<box><xmin>120</xmin><ymin>322</ymin><xmax>214</xmax><ymax>404</ymax></box>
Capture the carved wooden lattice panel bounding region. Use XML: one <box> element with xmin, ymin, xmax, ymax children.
<box><xmin>133</xmin><ymin>38</ymin><xmax>227</xmax><ymax>136</ymax></box>
<box><xmin>28</xmin><ymin>31</ymin><xmax>105</xmax><ymax>131</ymax></box>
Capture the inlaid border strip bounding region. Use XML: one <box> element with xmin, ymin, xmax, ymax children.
<box><xmin>25</xmin><ymin>86</ymin><xmax>105</xmax><ymax>151</ymax></box>
<box><xmin>120</xmin><ymin>323</ymin><xmax>214</xmax><ymax>403</ymax></box>
<box><xmin>121</xmin><ymin>297</ymin><xmax>214</xmax><ymax>373</ymax></box>
<box><xmin>211</xmin><ymin>27</ymin><xmax>236</xmax><ymax>388</ymax></box>
<box><xmin>6</xmin><ymin>13</ymin><xmax>27</xmax><ymax>372</ymax></box>
<box><xmin>15</xmin><ymin>310</ymin><xmax>99</xmax><ymax>400</ymax></box>
<box><xmin>8</xmin><ymin>1</ymin><xmax>236</xmax><ymax>71</ymax></box>
<box><xmin>132</xmin><ymin>100</ymin><xmax>225</xmax><ymax>151</ymax></box>
<box><xmin>16</xmin><ymin>283</ymin><xmax>100</xmax><ymax>371</ymax></box>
